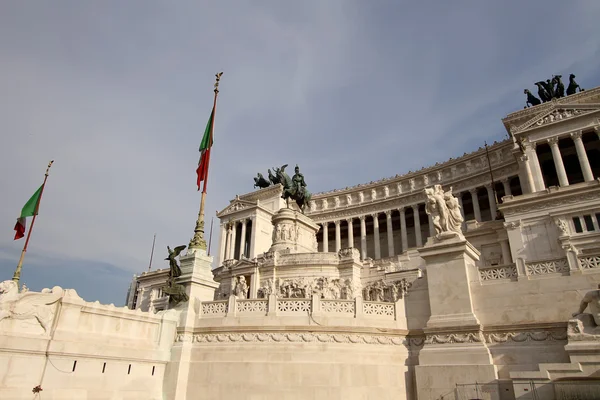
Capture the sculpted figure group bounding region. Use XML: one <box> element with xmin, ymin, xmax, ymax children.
<box><xmin>254</xmin><ymin>164</ymin><xmax>312</xmax><ymax>213</ymax></box>
<box><xmin>523</xmin><ymin>73</ymin><xmax>583</xmax><ymax>108</ymax></box>
<box><xmin>162</xmin><ymin>245</ymin><xmax>189</xmax><ymax>307</ymax></box>
<box><xmin>424</xmin><ymin>185</ymin><xmax>464</xmax><ymax>238</ymax></box>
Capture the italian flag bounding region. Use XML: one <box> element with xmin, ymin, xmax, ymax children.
<box><xmin>196</xmin><ymin>107</ymin><xmax>214</xmax><ymax>191</ymax></box>
<box><xmin>14</xmin><ymin>185</ymin><xmax>44</xmax><ymax>240</ymax></box>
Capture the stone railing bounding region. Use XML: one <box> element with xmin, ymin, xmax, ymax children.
<box><xmin>479</xmin><ymin>264</ymin><xmax>518</xmax><ymax>282</ymax></box>
<box><xmin>199</xmin><ymin>295</ymin><xmax>402</xmax><ymax>322</ymax></box>
<box><xmin>579</xmin><ymin>255</ymin><xmax>600</xmax><ymax>270</ymax></box>
<box><xmin>524</xmin><ymin>258</ymin><xmax>569</xmax><ymax>276</ymax></box>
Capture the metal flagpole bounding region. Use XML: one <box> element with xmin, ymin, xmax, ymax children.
<box><xmin>148</xmin><ymin>233</ymin><xmax>156</xmax><ymax>271</ymax></box>
<box><xmin>13</xmin><ymin>160</ymin><xmax>54</xmax><ymax>285</ymax></box>
<box><xmin>484</xmin><ymin>142</ymin><xmax>501</xmax><ymax>220</ymax></box>
<box><xmin>208</xmin><ymin>217</ymin><xmax>214</xmax><ymax>256</ymax></box>
<box><xmin>189</xmin><ymin>72</ymin><xmax>223</xmax><ymax>251</ymax></box>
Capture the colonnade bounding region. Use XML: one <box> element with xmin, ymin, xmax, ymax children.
<box><xmin>522</xmin><ymin>128</ymin><xmax>600</xmax><ymax>192</ymax></box>
<box><xmin>318</xmin><ymin>177</ymin><xmax>519</xmax><ymax>260</ymax></box>
<box><xmin>220</xmin><ymin>218</ymin><xmax>254</xmax><ymax>261</ymax></box>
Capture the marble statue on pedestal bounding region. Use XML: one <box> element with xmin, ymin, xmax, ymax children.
<box><xmin>234</xmin><ymin>276</ymin><xmax>248</xmax><ymax>299</ymax></box>
<box><xmin>424</xmin><ymin>185</ymin><xmax>464</xmax><ymax>239</ymax></box>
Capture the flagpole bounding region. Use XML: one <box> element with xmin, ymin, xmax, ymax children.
<box><xmin>208</xmin><ymin>217</ymin><xmax>214</xmax><ymax>256</ymax></box>
<box><xmin>148</xmin><ymin>233</ymin><xmax>156</xmax><ymax>272</ymax></box>
<box><xmin>189</xmin><ymin>72</ymin><xmax>222</xmax><ymax>251</ymax></box>
<box><xmin>13</xmin><ymin>160</ymin><xmax>54</xmax><ymax>285</ymax></box>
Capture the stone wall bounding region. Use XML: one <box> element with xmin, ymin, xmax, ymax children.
<box><xmin>0</xmin><ymin>286</ymin><xmax>177</xmax><ymax>399</ymax></box>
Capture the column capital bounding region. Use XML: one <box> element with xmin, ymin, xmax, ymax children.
<box><xmin>484</xmin><ymin>183</ymin><xmax>493</xmax><ymax>190</ymax></box>
<box><xmin>468</xmin><ymin>187</ymin><xmax>478</xmax><ymax>195</ymax></box>
<box><xmin>334</xmin><ymin>220</ymin><xmax>341</xmax><ymax>226</ymax></box>
<box><xmin>359</xmin><ymin>215</ymin><xmax>366</xmax><ymax>222</ymax></box>
<box><xmin>570</xmin><ymin>130</ymin><xmax>583</xmax><ymax>140</ymax></box>
<box><xmin>398</xmin><ymin>207</ymin><xmax>406</xmax><ymax>215</ymax></box>
<box><xmin>370</xmin><ymin>212</ymin><xmax>379</xmax><ymax>219</ymax></box>
<box><xmin>345</xmin><ymin>218</ymin><xmax>353</xmax><ymax>225</ymax></box>
<box><xmin>321</xmin><ymin>222</ymin><xmax>329</xmax><ymax>228</ymax></box>
<box><xmin>594</xmin><ymin>125</ymin><xmax>600</xmax><ymax>133</ymax></box>
<box><xmin>500</xmin><ymin>177</ymin><xmax>510</xmax><ymax>183</ymax></box>
<box><xmin>385</xmin><ymin>210</ymin><xmax>392</xmax><ymax>217</ymax></box>
<box><xmin>547</xmin><ymin>137</ymin><xmax>559</xmax><ymax>146</ymax></box>
<box><xmin>411</xmin><ymin>204</ymin><xmax>419</xmax><ymax>212</ymax></box>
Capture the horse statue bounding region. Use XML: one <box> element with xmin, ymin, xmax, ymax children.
<box><xmin>567</xmin><ymin>74</ymin><xmax>580</xmax><ymax>96</ymax></box>
<box><xmin>524</xmin><ymin>89</ymin><xmax>541</xmax><ymax>107</ymax></box>
<box><xmin>276</xmin><ymin>164</ymin><xmax>312</xmax><ymax>213</ymax></box>
<box><xmin>253</xmin><ymin>173</ymin><xmax>271</xmax><ymax>189</ymax></box>
<box><xmin>0</xmin><ymin>280</ymin><xmax>63</xmax><ymax>333</ymax></box>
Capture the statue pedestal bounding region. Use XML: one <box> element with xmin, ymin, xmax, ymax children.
<box><xmin>164</xmin><ymin>248</ymin><xmax>219</xmax><ymax>400</ymax></box>
<box><xmin>415</xmin><ymin>234</ymin><xmax>499</xmax><ymax>400</ymax></box>
<box><xmin>268</xmin><ymin>208</ymin><xmax>319</xmax><ymax>254</ymax></box>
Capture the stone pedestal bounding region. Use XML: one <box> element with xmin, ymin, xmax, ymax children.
<box><xmin>415</xmin><ymin>234</ymin><xmax>499</xmax><ymax>400</ymax></box>
<box><xmin>269</xmin><ymin>208</ymin><xmax>319</xmax><ymax>254</ymax></box>
<box><xmin>164</xmin><ymin>248</ymin><xmax>219</xmax><ymax>400</ymax></box>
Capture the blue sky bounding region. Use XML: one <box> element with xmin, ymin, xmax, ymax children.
<box><xmin>1</xmin><ymin>1</ymin><xmax>599</xmax><ymax>305</ymax></box>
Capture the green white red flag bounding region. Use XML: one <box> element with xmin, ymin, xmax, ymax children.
<box><xmin>14</xmin><ymin>185</ymin><xmax>44</xmax><ymax>240</ymax></box>
<box><xmin>196</xmin><ymin>107</ymin><xmax>214</xmax><ymax>191</ymax></box>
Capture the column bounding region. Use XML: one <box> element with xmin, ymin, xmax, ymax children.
<box><xmin>373</xmin><ymin>214</ymin><xmax>381</xmax><ymax>259</ymax></box>
<box><xmin>322</xmin><ymin>223</ymin><xmax>329</xmax><ymax>252</ymax></box>
<box><xmin>501</xmin><ymin>179</ymin><xmax>512</xmax><ymax>197</ymax></box>
<box><xmin>225</xmin><ymin>224</ymin><xmax>233</xmax><ymax>260</ymax></box>
<box><xmin>248</xmin><ymin>217</ymin><xmax>257</xmax><ymax>259</ymax></box>
<box><xmin>385</xmin><ymin>211</ymin><xmax>394</xmax><ymax>257</ymax></box>
<box><xmin>400</xmin><ymin>208</ymin><xmax>408</xmax><ymax>252</ymax></box>
<box><xmin>571</xmin><ymin>131</ymin><xmax>594</xmax><ymax>182</ymax></box>
<box><xmin>500</xmin><ymin>240</ymin><xmax>512</xmax><ymax>265</ymax></box>
<box><xmin>346</xmin><ymin>218</ymin><xmax>354</xmax><ymax>249</ymax></box>
<box><xmin>457</xmin><ymin>193</ymin><xmax>465</xmax><ymax>220</ymax></box>
<box><xmin>469</xmin><ymin>188</ymin><xmax>482</xmax><ymax>222</ymax></box>
<box><xmin>548</xmin><ymin>137</ymin><xmax>569</xmax><ymax>187</ymax></box>
<box><xmin>412</xmin><ymin>205</ymin><xmax>422</xmax><ymax>248</ymax></box>
<box><xmin>238</xmin><ymin>219</ymin><xmax>247</xmax><ymax>258</ymax></box>
<box><xmin>218</xmin><ymin>223</ymin><xmax>227</xmax><ymax>265</ymax></box>
<box><xmin>335</xmin><ymin>220</ymin><xmax>341</xmax><ymax>252</ymax></box>
<box><xmin>360</xmin><ymin>216</ymin><xmax>367</xmax><ymax>259</ymax></box>
<box><xmin>528</xmin><ymin>142</ymin><xmax>545</xmax><ymax>191</ymax></box>
<box><xmin>230</xmin><ymin>222</ymin><xmax>237</xmax><ymax>259</ymax></box>
<box><xmin>520</xmin><ymin>154</ymin><xmax>536</xmax><ymax>194</ymax></box>
<box><xmin>485</xmin><ymin>184</ymin><xmax>497</xmax><ymax>220</ymax></box>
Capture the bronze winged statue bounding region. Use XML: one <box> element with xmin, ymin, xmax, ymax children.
<box><xmin>162</xmin><ymin>245</ymin><xmax>189</xmax><ymax>307</ymax></box>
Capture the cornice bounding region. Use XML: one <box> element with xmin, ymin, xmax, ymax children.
<box><xmin>499</xmin><ymin>179</ymin><xmax>600</xmax><ymax>216</ymax></box>
<box><xmin>310</xmin><ymin>140</ymin><xmax>513</xmax><ymax>197</ymax></box>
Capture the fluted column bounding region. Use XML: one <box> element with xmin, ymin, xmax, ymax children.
<box><xmin>485</xmin><ymin>184</ymin><xmax>497</xmax><ymax>220</ymax></box>
<box><xmin>500</xmin><ymin>239</ymin><xmax>512</xmax><ymax>265</ymax></box>
<box><xmin>335</xmin><ymin>220</ymin><xmax>341</xmax><ymax>252</ymax></box>
<box><xmin>412</xmin><ymin>205</ymin><xmax>422</xmax><ymax>248</ymax></box>
<box><xmin>218</xmin><ymin>223</ymin><xmax>227</xmax><ymax>265</ymax></box>
<box><xmin>360</xmin><ymin>216</ymin><xmax>367</xmax><ymax>259</ymax></box>
<box><xmin>346</xmin><ymin>218</ymin><xmax>354</xmax><ymax>249</ymax></box>
<box><xmin>469</xmin><ymin>189</ymin><xmax>482</xmax><ymax>222</ymax></box>
<box><xmin>225</xmin><ymin>224</ymin><xmax>233</xmax><ymax>260</ymax></box>
<box><xmin>385</xmin><ymin>211</ymin><xmax>394</xmax><ymax>257</ymax></box>
<box><xmin>571</xmin><ymin>131</ymin><xmax>594</xmax><ymax>182</ymax></box>
<box><xmin>322</xmin><ymin>223</ymin><xmax>329</xmax><ymax>252</ymax></box>
<box><xmin>373</xmin><ymin>214</ymin><xmax>381</xmax><ymax>259</ymax></box>
<box><xmin>529</xmin><ymin>142</ymin><xmax>545</xmax><ymax>191</ymax></box>
<box><xmin>400</xmin><ymin>208</ymin><xmax>408</xmax><ymax>252</ymax></box>
<box><xmin>239</xmin><ymin>219</ymin><xmax>247</xmax><ymax>258</ymax></box>
<box><xmin>502</xmin><ymin>179</ymin><xmax>512</xmax><ymax>197</ymax></box>
<box><xmin>230</xmin><ymin>222</ymin><xmax>238</xmax><ymax>259</ymax></box>
<box><xmin>248</xmin><ymin>217</ymin><xmax>257</xmax><ymax>259</ymax></box>
<box><xmin>548</xmin><ymin>137</ymin><xmax>569</xmax><ymax>187</ymax></box>
<box><xmin>520</xmin><ymin>155</ymin><xmax>535</xmax><ymax>194</ymax></box>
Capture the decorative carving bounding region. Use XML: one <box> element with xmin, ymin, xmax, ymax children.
<box><xmin>334</xmin><ymin>196</ymin><xmax>340</xmax><ymax>208</ymax></box>
<box><xmin>383</xmin><ymin>186</ymin><xmax>389</xmax><ymax>198</ymax></box>
<box><xmin>237</xmin><ymin>299</ymin><xmax>267</xmax><ymax>313</ymax></box>
<box><xmin>0</xmin><ymin>280</ymin><xmax>63</xmax><ymax>333</ymax></box>
<box><xmin>201</xmin><ymin>300</ymin><xmax>228</xmax><ymax>315</ymax></box>
<box><xmin>479</xmin><ymin>265</ymin><xmax>518</xmax><ymax>281</ymax></box>
<box><xmin>345</xmin><ymin>194</ymin><xmax>352</xmax><ymax>205</ymax></box>
<box><xmin>485</xmin><ymin>329</ymin><xmax>567</xmax><ymax>343</ymax></box>
<box><xmin>362</xmin><ymin>279</ymin><xmax>411</xmax><ymax>302</ymax></box>
<box><xmin>371</xmin><ymin>189</ymin><xmax>377</xmax><ymax>200</ymax></box>
<box><xmin>425</xmin><ymin>332</ymin><xmax>483</xmax><ymax>344</ymax></box>
<box><xmin>358</xmin><ymin>192</ymin><xmax>364</xmax><ymax>203</ymax></box>
<box><xmin>568</xmin><ymin>314</ymin><xmax>600</xmax><ymax>341</ymax></box>
<box><xmin>338</xmin><ymin>247</ymin><xmax>359</xmax><ymax>259</ymax></box>
<box><xmin>555</xmin><ymin>218</ymin><xmax>569</xmax><ymax>236</ymax></box>
<box><xmin>194</xmin><ymin>332</ymin><xmax>407</xmax><ymax>346</ymax></box>
<box><xmin>257</xmin><ymin>279</ymin><xmax>275</xmax><ymax>298</ymax></box>
<box><xmin>525</xmin><ymin>258</ymin><xmax>569</xmax><ymax>275</ymax></box>
<box><xmin>322</xmin><ymin>199</ymin><xmax>328</xmax><ymax>210</ymax></box>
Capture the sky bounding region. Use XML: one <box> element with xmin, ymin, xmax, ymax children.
<box><xmin>1</xmin><ymin>1</ymin><xmax>599</xmax><ymax>305</ymax></box>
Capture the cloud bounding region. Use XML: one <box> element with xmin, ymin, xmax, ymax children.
<box><xmin>1</xmin><ymin>1</ymin><xmax>599</xmax><ymax>304</ymax></box>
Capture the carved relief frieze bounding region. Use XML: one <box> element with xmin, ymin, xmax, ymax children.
<box><xmin>485</xmin><ymin>329</ymin><xmax>567</xmax><ymax>344</ymax></box>
<box><xmin>502</xmin><ymin>192</ymin><xmax>600</xmax><ymax>216</ymax></box>
<box><xmin>424</xmin><ymin>331</ymin><xmax>484</xmax><ymax>345</ymax></box>
<box><xmin>192</xmin><ymin>332</ymin><xmax>407</xmax><ymax>346</ymax></box>
<box><xmin>362</xmin><ymin>279</ymin><xmax>411</xmax><ymax>302</ymax></box>
<box><xmin>273</xmin><ymin>276</ymin><xmax>361</xmax><ymax>300</ymax></box>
